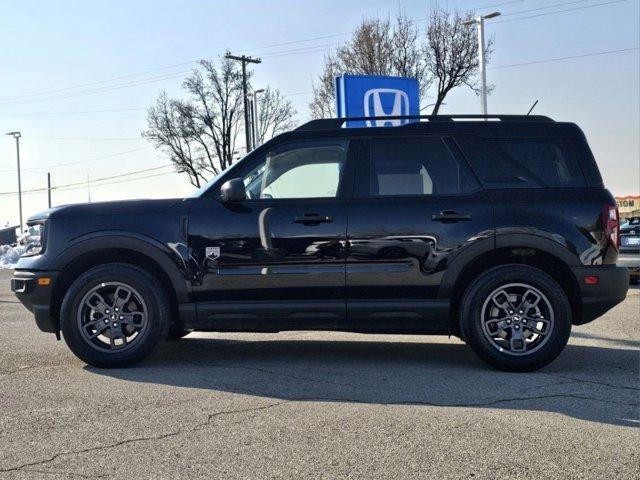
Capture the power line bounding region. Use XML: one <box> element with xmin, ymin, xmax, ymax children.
<box><xmin>20</xmin><ymin>146</ymin><xmax>151</xmax><ymax>171</ymax></box>
<box><xmin>0</xmin><ymin>0</ymin><xmax>632</xmax><ymax>110</ymax></box>
<box><xmin>0</xmin><ymin>164</ymin><xmax>173</xmax><ymax>195</ymax></box>
<box><xmin>499</xmin><ymin>0</ymin><xmax>590</xmax><ymax>17</ymax></box>
<box><xmin>0</xmin><ymin>107</ymin><xmax>145</xmax><ymax>117</ymax></box>
<box><xmin>0</xmin><ymin>71</ymin><xmax>192</xmax><ymax>108</ymax></box>
<box><xmin>0</xmin><ymin>1</ymin><xmax>527</xmax><ymax>107</ymax></box>
<box><xmin>490</xmin><ymin>46</ymin><xmax>639</xmax><ymax>69</ymax></box>
<box><xmin>53</xmin><ymin>171</ymin><xmax>176</xmax><ymax>193</ymax></box>
<box><xmin>22</xmin><ymin>136</ymin><xmax>143</xmax><ymax>141</ymax></box>
<box><xmin>493</xmin><ymin>0</ymin><xmax>629</xmax><ymax>23</ymax></box>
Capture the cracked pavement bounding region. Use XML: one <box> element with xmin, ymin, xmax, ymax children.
<box><xmin>0</xmin><ymin>270</ymin><xmax>638</xmax><ymax>479</ymax></box>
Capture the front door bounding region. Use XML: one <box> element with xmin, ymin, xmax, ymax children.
<box><xmin>188</xmin><ymin>138</ymin><xmax>356</xmax><ymax>329</ymax></box>
<box><xmin>345</xmin><ymin>135</ymin><xmax>493</xmax><ymax>332</ymax></box>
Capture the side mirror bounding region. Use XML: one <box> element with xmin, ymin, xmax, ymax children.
<box><xmin>219</xmin><ymin>178</ymin><xmax>247</xmax><ymax>203</ymax></box>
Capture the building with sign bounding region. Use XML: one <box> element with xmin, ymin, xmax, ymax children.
<box><xmin>616</xmin><ymin>195</ymin><xmax>640</xmax><ymax>219</ymax></box>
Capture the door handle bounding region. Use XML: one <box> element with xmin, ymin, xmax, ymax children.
<box><xmin>431</xmin><ymin>210</ymin><xmax>472</xmax><ymax>222</ymax></box>
<box><xmin>294</xmin><ymin>214</ymin><xmax>334</xmax><ymax>225</ymax></box>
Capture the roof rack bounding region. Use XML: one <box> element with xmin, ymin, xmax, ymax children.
<box><xmin>296</xmin><ymin>114</ymin><xmax>554</xmax><ymax>131</ymax></box>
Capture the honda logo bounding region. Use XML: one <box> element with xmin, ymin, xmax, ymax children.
<box><xmin>363</xmin><ymin>88</ymin><xmax>410</xmax><ymax>127</ymax></box>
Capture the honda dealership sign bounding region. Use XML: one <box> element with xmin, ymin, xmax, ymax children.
<box><xmin>334</xmin><ymin>74</ymin><xmax>419</xmax><ymax>127</ymax></box>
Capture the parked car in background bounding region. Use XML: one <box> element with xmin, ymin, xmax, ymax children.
<box><xmin>10</xmin><ymin>114</ymin><xmax>629</xmax><ymax>371</ymax></box>
<box><xmin>620</xmin><ymin>216</ymin><xmax>640</xmax><ymax>253</ymax></box>
<box><xmin>0</xmin><ymin>225</ymin><xmax>18</xmax><ymax>246</ymax></box>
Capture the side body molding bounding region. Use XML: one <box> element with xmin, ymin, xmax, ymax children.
<box><xmin>51</xmin><ymin>232</ymin><xmax>192</xmax><ymax>302</ymax></box>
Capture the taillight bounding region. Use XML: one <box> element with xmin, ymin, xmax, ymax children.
<box><xmin>603</xmin><ymin>204</ymin><xmax>620</xmax><ymax>251</ymax></box>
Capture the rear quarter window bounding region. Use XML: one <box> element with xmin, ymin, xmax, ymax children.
<box><xmin>455</xmin><ymin>136</ymin><xmax>590</xmax><ymax>188</ymax></box>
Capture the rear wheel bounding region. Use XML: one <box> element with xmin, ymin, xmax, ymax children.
<box><xmin>460</xmin><ymin>264</ymin><xmax>572</xmax><ymax>371</ymax></box>
<box><xmin>60</xmin><ymin>263</ymin><xmax>171</xmax><ymax>368</ymax></box>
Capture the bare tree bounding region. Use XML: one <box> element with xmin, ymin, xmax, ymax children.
<box><xmin>255</xmin><ymin>87</ymin><xmax>297</xmax><ymax>144</ymax></box>
<box><xmin>310</xmin><ymin>12</ymin><xmax>429</xmax><ymax>118</ymax></box>
<box><xmin>426</xmin><ymin>7</ymin><xmax>492</xmax><ymax>114</ymax></box>
<box><xmin>309</xmin><ymin>8</ymin><xmax>492</xmax><ymax>118</ymax></box>
<box><xmin>143</xmin><ymin>57</ymin><xmax>296</xmax><ymax>187</ymax></box>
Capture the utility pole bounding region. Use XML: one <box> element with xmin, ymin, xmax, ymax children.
<box><xmin>463</xmin><ymin>12</ymin><xmax>501</xmax><ymax>115</ymax></box>
<box><xmin>5</xmin><ymin>131</ymin><xmax>23</xmax><ymax>232</ymax></box>
<box><xmin>225</xmin><ymin>53</ymin><xmax>261</xmax><ymax>152</ymax></box>
<box><xmin>47</xmin><ymin>172</ymin><xmax>52</xmax><ymax>208</ymax></box>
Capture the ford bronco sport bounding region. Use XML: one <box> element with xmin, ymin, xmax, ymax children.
<box><xmin>11</xmin><ymin>114</ymin><xmax>629</xmax><ymax>371</ymax></box>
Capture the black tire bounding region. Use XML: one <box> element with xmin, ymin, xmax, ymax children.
<box><xmin>460</xmin><ymin>264</ymin><xmax>572</xmax><ymax>372</ymax></box>
<box><xmin>60</xmin><ymin>263</ymin><xmax>171</xmax><ymax>368</ymax></box>
<box><xmin>166</xmin><ymin>325</ymin><xmax>191</xmax><ymax>340</ymax></box>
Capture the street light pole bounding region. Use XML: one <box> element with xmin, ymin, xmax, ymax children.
<box><xmin>463</xmin><ymin>11</ymin><xmax>500</xmax><ymax>115</ymax></box>
<box><xmin>5</xmin><ymin>131</ymin><xmax>23</xmax><ymax>232</ymax></box>
<box><xmin>252</xmin><ymin>88</ymin><xmax>264</xmax><ymax>147</ymax></box>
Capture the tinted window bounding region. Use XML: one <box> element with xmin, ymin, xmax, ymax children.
<box><xmin>243</xmin><ymin>140</ymin><xmax>347</xmax><ymax>199</ymax></box>
<box><xmin>364</xmin><ymin>137</ymin><xmax>478</xmax><ymax>196</ymax></box>
<box><xmin>456</xmin><ymin>136</ymin><xmax>587</xmax><ymax>188</ymax></box>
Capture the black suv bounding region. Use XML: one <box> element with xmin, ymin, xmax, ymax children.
<box><xmin>11</xmin><ymin>115</ymin><xmax>629</xmax><ymax>371</ymax></box>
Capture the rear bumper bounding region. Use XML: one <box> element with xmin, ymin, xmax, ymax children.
<box><xmin>571</xmin><ymin>265</ymin><xmax>629</xmax><ymax>325</ymax></box>
<box><xmin>10</xmin><ymin>270</ymin><xmax>59</xmax><ymax>333</ymax></box>
<box><xmin>617</xmin><ymin>254</ymin><xmax>640</xmax><ymax>279</ymax></box>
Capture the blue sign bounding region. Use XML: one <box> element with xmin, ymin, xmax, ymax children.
<box><xmin>334</xmin><ymin>74</ymin><xmax>420</xmax><ymax>127</ymax></box>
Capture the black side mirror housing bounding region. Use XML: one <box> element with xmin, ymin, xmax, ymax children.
<box><xmin>220</xmin><ymin>178</ymin><xmax>247</xmax><ymax>203</ymax></box>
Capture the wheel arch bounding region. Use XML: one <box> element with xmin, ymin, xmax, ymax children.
<box><xmin>445</xmin><ymin>246</ymin><xmax>581</xmax><ymax>334</ymax></box>
<box><xmin>50</xmin><ymin>235</ymin><xmax>190</xmax><ymax>330</ymax></box>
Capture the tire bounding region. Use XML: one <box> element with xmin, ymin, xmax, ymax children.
<box><xmin>166</xmin><ymin>325</ymin><xmax>191</xmax><ymax>340</ymax></box>
<box><xmin>459</xmin><ymin>264</ymin><xmax>572</xmax><ymax>372</ymax></box>
<box><xmin>60</xmin><ymin>263</ymin><xmax>171</xmax><ymax>368</ymax></box>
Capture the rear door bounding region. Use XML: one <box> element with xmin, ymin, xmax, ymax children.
<box><xmin>345</xmin><ymin>135</ymin><xmax>494</xmax><ymax>331</ymax></box>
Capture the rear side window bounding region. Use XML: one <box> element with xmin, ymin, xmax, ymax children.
<box><xmin>359</xmin><ymin>137</ymin><xmax>479</xmax><ymax>196</ymax></box>
<box><xmin>456</xmin><ymin>136</ymin><xmax>588</xmax><ymax>188</ymax></box>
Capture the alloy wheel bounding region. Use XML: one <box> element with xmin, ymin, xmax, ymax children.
<box><xmin>77</xmin><ymin>282</ymin><xmax>148</xmax><ymax>352</ymax></box>
<box><xmin>480</xmin><ymin>283</ymin><xmax>555</xmax><ymax>356</ymax></box>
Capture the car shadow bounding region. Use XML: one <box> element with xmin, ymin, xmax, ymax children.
<box><xmin>88</xmin><ymin>336</ymin><xmax>639</xmax><ymax>427</ymax></box>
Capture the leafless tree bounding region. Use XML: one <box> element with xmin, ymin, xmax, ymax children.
<box><xmin>143</xmin><ymin>57</ymin><xmax>296</xmax><ymax>187</ymax></box>
<box><xmin>255</xmin><ymin>87</ymin><xmax>297</xmax><ymax>144</ymax></box>
<box><xmin>309</xmin><ymin>7</ymin><xmax>492</xmax><ymax>118</ymax></box>
<box><xmin>310</xmin><ymin>12</ymin><xmax>429</xmax><ymax>119</ymax></box>
<box><xmin>426</xmin><ymin>7</ymin><xmax>492</xmax><ymax>114</ymax></box>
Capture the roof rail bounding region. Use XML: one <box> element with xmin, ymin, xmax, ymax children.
<box><xmin>296</xmin><ymin>114</ymin><xmax>554</xmax><ymax>130</ymax></box>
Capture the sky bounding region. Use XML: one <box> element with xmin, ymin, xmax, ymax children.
<box><xmin>0</xmin><ymin>0</ymin><xmax>639</xmax><ymax>226</ymax></box>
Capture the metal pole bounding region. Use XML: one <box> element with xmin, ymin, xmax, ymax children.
<box><xmin>478</xmin><ymin>16</ymin><xmax>488</xmax><ymax>115</ymax></box>
<box><xmin>250</xmin><ymin>95</ymin><xmax>257</xmax><ymax>148</ymax></box>
<box><xmin>47</xmin><ymin>172</ymin><xmax>52</xmax><ymax>208</ymax></box>
<box><xmin>253</xmin><ymin>91</ymin><xmax>261</xmax><ymax>147</ymax></box>
<box><xmin>4</xmin><ymin>131</ymin><xmax>23</xmax><ymax>231</ymax></box>
<box><xmin>241</xmin><ymin>61</ymin><xmax>251</xmax><ymax>152</ymax></box>
<box><xmin>15</xmin><ymin>136</ymin><xmax>23</xmax><ymax>232</ymax></box>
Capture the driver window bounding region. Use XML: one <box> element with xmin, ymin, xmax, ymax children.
<box><xmin>243</xmin><ymin>140</ymin><xmax>347</xmax><ymax>199</ymax></box>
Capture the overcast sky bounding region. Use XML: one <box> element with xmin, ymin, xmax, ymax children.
<box><xmin>0</xmin><ymin>0</ymin><xmax>638</xmax><ymax>226</ymax></box>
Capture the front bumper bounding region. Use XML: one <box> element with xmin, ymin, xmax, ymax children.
<box><xmin>570</xmin><ymin>265</ymin><xmax>629</xmax><ymax>325</ymax></box>
<box><xmin>10</xmin><ymin>270</ymin><xmax>59</xmax><ymax>333</ymax></box>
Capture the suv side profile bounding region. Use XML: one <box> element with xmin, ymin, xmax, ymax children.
<box><xmin>11</xmin><ymin>114</ymin><xmax>629</xmax><ymax>371</ymax></box>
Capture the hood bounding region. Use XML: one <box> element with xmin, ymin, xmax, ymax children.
<box><xmin>27</xmin><ymin>198</ymin><xmax>185</xmax><ymax>222</ymax></box>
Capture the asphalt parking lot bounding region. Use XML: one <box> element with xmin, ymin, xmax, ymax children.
<box><xmin>0</xmin><ymin>269</ymin><xmax>638</xmax><ymax>479</ymax></box>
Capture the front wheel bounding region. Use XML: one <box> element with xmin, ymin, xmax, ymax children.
<box><xmin>60</xmin><ymin>263</ymin><xmax>171</xmax><ymax>368</ymax></box>
<box><xmin>460</xmin><ymin>264</ymin><xmax>572</xmax><ymax>371</ymax></box>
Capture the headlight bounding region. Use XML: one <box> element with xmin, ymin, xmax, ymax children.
<box><xmin>21</xmin><ymin>222</ymin><xmax>45</xmax><ymax>256</ymax></box>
